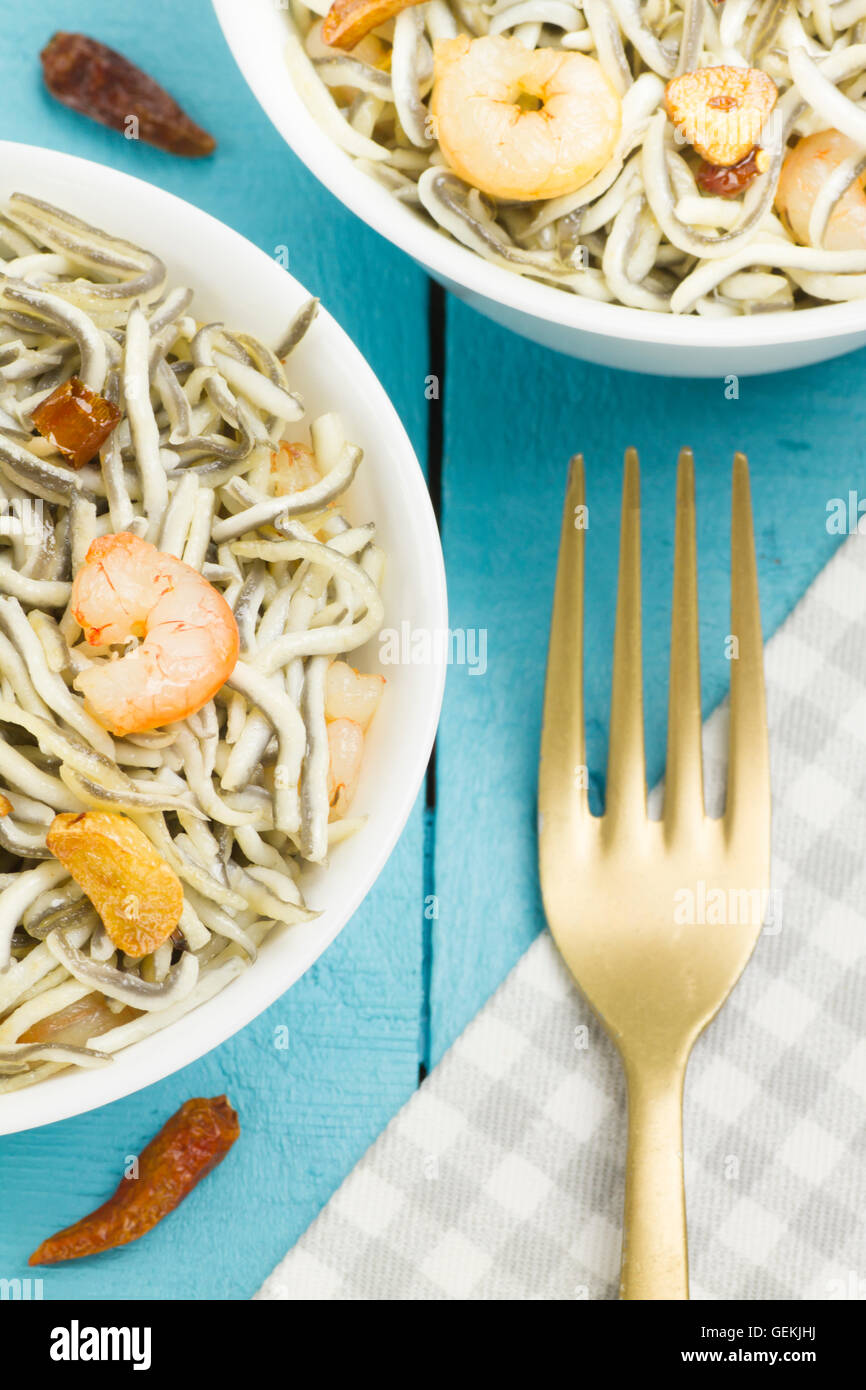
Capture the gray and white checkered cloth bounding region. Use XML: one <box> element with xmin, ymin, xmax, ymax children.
<box><xmin>258</xmin><ymin>536</ymin><xmax>866</xmax><ymax>1301</ymax></box>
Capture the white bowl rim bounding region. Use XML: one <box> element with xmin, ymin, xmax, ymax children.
<box><xmin>213</xmin><ymin>0</ymin><xmax>866</xmax><ymax>354</ymax></box>
<box><xmin>0</xmin><ymin>139</ymin><xmax>447</xmax><ymax>1136</ymax></box>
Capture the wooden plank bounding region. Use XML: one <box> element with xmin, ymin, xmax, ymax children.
<box><xmin>0</xmin><ymin>1</ymin><xmax>430</xmax><ymax>1298</ymax></box>
<box><xmin>431</xmin><ymin>296</ymin><xmax>866</xmax><ymax>1063</ymax></box>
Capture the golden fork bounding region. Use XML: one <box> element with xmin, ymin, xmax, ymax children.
<box><xmin>538</xmin><ymin>448</ymin><xmax>770</xmax><ymax>1301</ymax></box>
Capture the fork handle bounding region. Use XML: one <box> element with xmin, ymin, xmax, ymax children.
<box><xmin>620</xmin><ymin>1062</ymin><xmax>689</xmax><ymax>1300</ymax></box>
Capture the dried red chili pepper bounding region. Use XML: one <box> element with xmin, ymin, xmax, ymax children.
<box><xmin>696</xmin><ymin>148</ymin><xmax>765</xmax><ymax>199</ymax></box>
<box><xmin>41</xmin><ymin>32</ymin><xmax>216</xmax><ymax>158</ymax></box>
<box><xmin>28</xmin><ymin>1096</ymin><xmax>239</xmax><ymax>1264</ymax></box>
<box><xmin>31</xmin><ymin>376</ymin><xmax>122</xmax><ymax>469</ymax></box>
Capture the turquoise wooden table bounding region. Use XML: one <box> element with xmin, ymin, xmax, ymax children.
<box><xmin>0</xmin><ymin>0</ymin><xmax>862</xmax><ymax>1300</ymax></box>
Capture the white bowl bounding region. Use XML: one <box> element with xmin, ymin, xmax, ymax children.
<box><xmin>0</xmin><ymin>140</ymin><xmax>447</xmax><ymax>1136</ymax></box>
<box><xmin>214</xmin><ymin>0</ymin><xmax>866</xmax><ymax>377</ymax></box>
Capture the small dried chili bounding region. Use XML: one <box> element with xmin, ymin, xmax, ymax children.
<box><xmin>696</xmin><ymin>148</ymin><xmax>766</xmax><ymax>199</ymax></box>
<box><xmin>31</xmin><ymin>376</ymin><xmax>122</xmax><ymax>469</ymax></box>
<box><xmin>41</xmin><ymin>32</ymin><xmax>216</xmax><ymax>158</ymax></box>
<box><xmin>29</xmin><ymin>1096</ymin><xmax>239</xmax><ymax>1264</ymax></box>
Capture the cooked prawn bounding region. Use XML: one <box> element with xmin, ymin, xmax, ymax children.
<box><xmin>324</xmin><ymin>662</ymin><xmax>385</xmax><ymax>818</ymax></box>
<box><xmin>776</xmin><ymin>129</ymin><xmax>866</xmax><ymax>251</ymax></box>
<box><xmin>270</xmin><ymin>440</ymin><xmax>321</xmax><ymax>496</ymax></box>
<box><xmin>327</xmin><ymin>718</ymin><xmax>365</xmax><ymax>820</ymax></box>
<box><xmin>324</xmin><ymin>659</ymin><xmax>385</xmax><ymax>730</ymax></box>
<box><xmin>71</xmin><ymin>533</ymin><xmax>239</xmax><ymax>737</ymax></box>
<box><xmin>431</xmin><ymin>35</ymin><xmax>621</xmax><ymax>202</ymax></box>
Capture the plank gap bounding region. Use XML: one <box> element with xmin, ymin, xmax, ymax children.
<box><xmin>418</xmin><ymin>278</ymin><xmax>446</xmax><ymax>1083</ymax></box>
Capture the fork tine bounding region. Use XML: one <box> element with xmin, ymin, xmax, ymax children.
<box><xmin>605</xmin><ymin>448</ymin><xmax>646</xmax><ymax>830</ymax></box>
<box><xmin>539</xmin><ymin>455</ymin><xmax>589</xmax><ymax>834</ymax></box>
<box><xmin>664</xmin><ymin>448</ymin><xmax>704</xmax><ymax>837</ymax></box>
<box><xmin>725</xmin><ymin>452</ymin><xmax>769</xmax><ymax>834</ymax></box>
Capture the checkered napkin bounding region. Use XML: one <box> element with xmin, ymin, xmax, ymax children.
<box><xmin>258</xmin><ymin>537</ymin><xmax>866</xmax><ymax>1301</ymax></box>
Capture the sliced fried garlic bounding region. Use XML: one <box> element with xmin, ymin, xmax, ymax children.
<box><xmin>322</xmin><ymin>0</ymin><xmax>424</xmax><ymax>51</ymax></box>
<box><xmin>46</xmin><ymin>811</ymin><xmax>183</xmax><ymax>959</ymax></box>
<box><xmin>664</xmin><ymin>66</ymin><xmax>777</xmax><ymax>168</ymax></box>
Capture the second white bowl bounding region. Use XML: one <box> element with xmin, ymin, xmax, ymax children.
<box><xmin>213</xmin><ymin>0</ymin><xmax>866</xmax><ymax>377</ymax></box>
